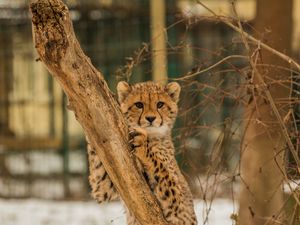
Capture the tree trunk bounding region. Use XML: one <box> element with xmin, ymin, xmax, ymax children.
<box><xmin>29</xmin><ymin>1</ymin><xmax>168</xmax><ymax>224</ymax></box>
<box><xmin>239</xmin><ymin>0</ymin><xmax>293</xmax><ymax>225</ymax></box>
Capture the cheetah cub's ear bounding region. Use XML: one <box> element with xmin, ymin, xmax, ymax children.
<box><xmin>165</xmin><ymin>82</ymin><xmax>181</xmax><ymax>103</ymax></box>
<box><xmin>117</xmin><ymin>81</ymin><xmax>131</xmax><ymax>103</ymax></box>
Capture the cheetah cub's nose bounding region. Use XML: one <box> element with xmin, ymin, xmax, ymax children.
<box><xmin>146</xmin><ymin>116</ymin><xmax>156</xmax><ymax>123</ymax></box>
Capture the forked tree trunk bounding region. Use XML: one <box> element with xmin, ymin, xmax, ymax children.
<box><xmin>239</xmin><ymin>0</ymin><xmax>293</xmax><ymax>225</ymax></box>
<box><xmin>29</xmin><ymin>1</ymin><xmax>168</xmax><ymax>224</ymax></box>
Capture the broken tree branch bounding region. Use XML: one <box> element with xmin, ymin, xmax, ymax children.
<box><xmin>29</xmin><ymin>0</ymin><xmax>168</xmax><ymax>224</ymax></box>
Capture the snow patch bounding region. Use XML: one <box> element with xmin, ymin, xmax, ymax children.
<box><xmin>0</xmin><ymin>198</ymin><xmax>236</xmax><ymax>225</ymax></box>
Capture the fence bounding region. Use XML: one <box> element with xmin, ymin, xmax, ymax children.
<box><xmin>0</xmin><ymin>1</ymin><xmax>243</xmax><ymax>200</ymax></box>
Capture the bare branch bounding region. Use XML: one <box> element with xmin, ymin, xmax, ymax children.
<box><xmin>196</xmin><ymin>0</ymin><xmax>300</xmax><ymax>72</ymax></box>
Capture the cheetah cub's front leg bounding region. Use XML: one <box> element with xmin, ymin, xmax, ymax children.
<box><xmin>129</xmin><ymin>127</ymin><xmax>148</xmax><ymax>160</ymax></box>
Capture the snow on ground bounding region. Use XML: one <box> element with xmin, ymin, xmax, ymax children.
<box><xmin>0</xmin><ymin>198</ymin><xmax>236</xmax><ymax>225</ymax></box>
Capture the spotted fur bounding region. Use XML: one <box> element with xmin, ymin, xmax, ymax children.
<box><xmin>87</xmin><ymin>81</ymin><xmax>197</xmax><ymax>225</ymax></box>
<box><xmin>87</xmin><ymin>137</ymin><xmax>118</xmax><ymax>203</ymax></box>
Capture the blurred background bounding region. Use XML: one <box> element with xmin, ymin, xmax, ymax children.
<box><xmin>0</xmin><ymin>0</ymin><xmax>300</xmax><ymax>225</ymax></box>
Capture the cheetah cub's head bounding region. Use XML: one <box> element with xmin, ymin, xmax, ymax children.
<box><xmin>117</xmin><ymin>81</ymin><xmax>180</xmax><ymax>137</ymax></box>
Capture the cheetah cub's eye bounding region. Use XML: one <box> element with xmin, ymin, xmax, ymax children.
<box><xmin>157</xmin><ymin>101</ymin><xmax>164</xmax><ymax>109</ymax></box>
<box><xmin>134</xmin><ymin>102</ymin><xmax>144</xmax><ymax>109</ymax></box>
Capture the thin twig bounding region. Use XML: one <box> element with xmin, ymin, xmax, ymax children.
<box><xmin>196</xmin><ymin>0</ymin><xmax>300</xmax><ymax>72</ymax></box>
<box><xmin>173</xmin><ymin>55</ymin><xmax>248</xmax><ymax>80</ymax></box>
<box><xmin>196</xmin><ymin>0</ymin><xmax>300</xmax><ymax>170</ymax></box>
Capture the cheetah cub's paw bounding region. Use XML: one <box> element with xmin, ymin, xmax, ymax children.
<box><xmin>129</xmin><ymin>127</ymin><xmax>148</xmax><ymax>156</ymax></box>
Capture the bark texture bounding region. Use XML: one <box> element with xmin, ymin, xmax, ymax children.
<box><xmin>29</xmin><ymin>1</ymin><xmax>168</xmax><ymax>224</ymax></box>
<box><xmin>238</xmin><ymin>0</ymin><xmax>293</xmax><ymax>225</ymax></box>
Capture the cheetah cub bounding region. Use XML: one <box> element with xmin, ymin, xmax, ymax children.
<box><xmin>87</xmin><ymin>81</ymin><xmax>197</xmax><ymax>225</ymax></box>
